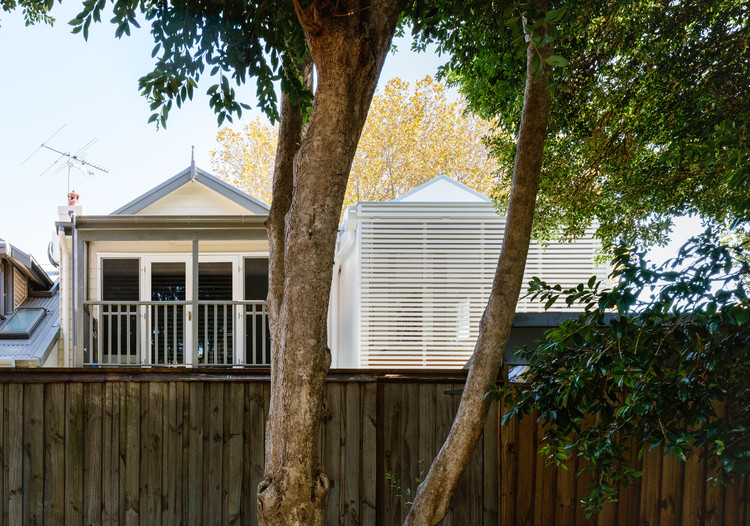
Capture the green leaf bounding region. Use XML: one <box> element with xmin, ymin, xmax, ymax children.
<box><xmin>545</xmin><ymin>55</ymin><xmax>570</xmax><ymax>68</ymax></box>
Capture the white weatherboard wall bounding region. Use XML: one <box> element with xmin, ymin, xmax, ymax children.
<box><xmin>136</xmin><ymin>181</ymin><xmax>253</xmax><ymax>215</ymax></box>
<box><xmin>332</xmin><ymin>197</ymin><xmax>608</xmax><ymax>369</ymax></box>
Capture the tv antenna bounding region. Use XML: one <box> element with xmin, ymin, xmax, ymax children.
<box><xmin>23</xmin><ymin>125</ymin><xmax>110</xmax><ymax>194</ymax></box>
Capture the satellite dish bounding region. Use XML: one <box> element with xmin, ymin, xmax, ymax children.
<box><xmin>48</xmin><ymin>231</ymin><xmax>60</xmax><ymax>268</ymax></box>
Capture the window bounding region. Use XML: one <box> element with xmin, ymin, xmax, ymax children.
<box><xmin>197</xmin><ymin>262</ymin><xmax>233</xmax><ymax>364</ymax></box>
<box><xmin>244</xmin><ymin>258</ymin><xmax>270</xmax><ymax>365</ymax></box>
<box><xmin>102</xmin><ymin>259</ymin><xmax>139</xmax><ymax>301</ymax></box>
<box><xmin>244</xmin><ymin>258</ymin><xmax>269</xmax><ymax>300</ymax></box>
<box><xmin>0</xmin><ymin>308</ymin><xmax>46</xmax><ymax>339</ymax></box>
<box><xmin>101</xmin><ymin>258</ymin><xmax>139</xmax><ymax>363</ymax></box>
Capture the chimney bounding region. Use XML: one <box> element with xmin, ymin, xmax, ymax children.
<box><xmin>67</xmin><ymin>190</ymin><xmax>80</xmax><ymax>206</ymax></box>
<box><xmin>59</xmin><ymin>190</ymin><xmax>84</xmax><ymax>223</ymax></box>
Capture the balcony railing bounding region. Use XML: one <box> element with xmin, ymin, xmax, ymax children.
<box><xmin>82</xmin><ymin>300</ymin><xmax>270</xmax><ymax>366</ymax></box>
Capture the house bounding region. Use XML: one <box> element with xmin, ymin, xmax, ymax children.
<box><xmin>0</xmin><ymin>238</ymin><xmax>60</xmax><ymax>366</ymax></box>
<box><xmin>56</xmin><ymin>162</ymin><xmax>271</xmax><ymax>367</ymax></box>
<box><xmin>328</xmin><ymin>175</ymin><xmax>609</xmax><ymax>368</ymax></box>
<box><xmin>57</xmin><ymin>166</ymin><xmax>607</xmax><ymax>369</ymax></box>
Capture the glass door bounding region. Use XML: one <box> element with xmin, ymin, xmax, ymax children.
<box><xmin>142</xmin><ymin>254</ymin><xmax>242</xmax><ymax>366</ymax></box>
<box><xmin>197</xmin><ymin>261</ymin><xmax>235</xmax><ymax>365</ymax></box>
<box><xmin>143</xmin><ymin>256</ymin><xmax>193</xmax><ymax>365</ymax></box>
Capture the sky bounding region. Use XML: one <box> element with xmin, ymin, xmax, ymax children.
<box><xmin>0</xmin><ymin>3</ymin><xmax>699</xmax><ymax>267</ymax></box>
<box><xmin>0</xmin><ymin>3</ymin><xmax>452</xmax><ymax>260</ymax></box>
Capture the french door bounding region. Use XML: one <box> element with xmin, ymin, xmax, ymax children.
<box><xmin>141</xmin><ymin>255</ymin><xmax>242</xmax><ymax>366</ymax></box>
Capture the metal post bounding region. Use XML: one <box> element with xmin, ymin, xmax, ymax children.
<box><xmin>192</xmin><ymin>239</ymin><xmax>199</xmax><ymax>365</ymax></box>
<box><xmin>73</xmin><ymin>226</ymin><xmax>85</xmax><ymax>367</ymax></box>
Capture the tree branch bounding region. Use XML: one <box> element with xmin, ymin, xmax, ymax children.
<box><xmin>404</xmin><ymin>21</ymin><xmax>554</xmax><ymax>526</ymax></box>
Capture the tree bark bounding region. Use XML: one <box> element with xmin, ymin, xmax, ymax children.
<box><xmin>403</xmin><ymin>34</ymin><xmax>554</xmax><ymax>526</ymax></box>
<box><xmin>265</xmin><ymin>52</ymin><xmax>313</xmax><ymax>475</ymax></box>
<box><xmin>258</xmin><ymin>1</ymin><xmax>402</xmax><ymax>525</ymax></box>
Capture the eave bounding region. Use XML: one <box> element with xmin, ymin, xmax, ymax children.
<box><xmin>72</xmin><ymin>215</ymin><xmax>269</xmax><ymax>242</ymax></box>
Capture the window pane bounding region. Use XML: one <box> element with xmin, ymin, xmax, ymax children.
<box><xmin>151</xmin><ymin>262</ymin><xmax>185</xmax><ymax>301</ymax></box>
<box><xmin>101</xmin><ymin>259</ymin><xmax>139</xmax><ymax>363</ymax></box>
<box><xmin>102</xmin><ymin>259</ymin><xmax>139</xmax><ymax>301</ymax></box>
<box><xmin>0</xmin><ymin>308</ymin><xmax>45</xmax><ymax>339</ymax></box>
<box><xmin>244</xmin><ymin>258</ymin><xmax>268</xmax><ymax>301</ymax></box>
<box><xmin>244</xmin><ymin>258</ymin><xmax>270</xmax><ymax>365</ymax></box>
<box><xmin>199</xmin><ymin>262</ymin><xmax>232</xmax><ymax>300</ymax></box>
<box><xmin>197</xmin><ymin>262</ymin><xmax>233</xmax><ymax>364</ymax></box>
<box><xmin>150</xmin><ymin>262</ymin><xmax>185</xmax><ymax>364</ymax></box>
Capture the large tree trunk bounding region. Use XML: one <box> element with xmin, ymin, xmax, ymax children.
<box><xmin>264</xmin><ymin>51</ymin><xmax>314</xmax><ymax>478</ymax></box>
<box><xmin>403</xmin><ymin>34</ymin><xmax>554</xmax><ymax>526</ymax></box>
<box><xmin>258</xmin><ymin>2</ymin><xmax>401</xmax><ymax>524</ymax></box>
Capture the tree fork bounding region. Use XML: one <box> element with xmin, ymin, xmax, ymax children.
<box><xmin>403</xmin><ymin>26</ymin><xmax>554</xmax><ymax>526</ymax></box>
<box><xmin>258</xmin><ymin>1</ymin><xmax>402</xmax><ymax>524</ymax></box>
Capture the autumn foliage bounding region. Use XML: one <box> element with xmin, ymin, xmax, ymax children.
<box><xmin>210</xmin><ymin>77</ymin><xmax>499</xmax><ymax>205</ymax></box>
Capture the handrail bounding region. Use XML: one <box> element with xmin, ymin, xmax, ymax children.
<box><xmin>85</xmin><ymin>300</ymin><xmax>270</xmax><ymax>367</ymax></box>
<box><xmin>85</xmin><ymin>300</ymin><xmax>267</xmax><ymax>306</ymax></box>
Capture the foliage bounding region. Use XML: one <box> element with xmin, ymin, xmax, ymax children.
<box><xmin>69</xmin><ymin>0</ymin><xmax>311</xmax><ymax>127</ymax></box>
<box><xmin>210</xmin><ymin>77</ymin><xmax>499</xmax><ymax>206</ymax></box>
<box><xmin>489</xmin><ymin>227</ymin><xmax>750</xmax><ymax>513</ymax></box>
<box><xmin>410</xmin><ymin>0</ymin><xmax>750</xmax><ymax>248</ymax></box>
<box><xmin>211</xmin><ymin>118</ymin><xmax>277</xmax><ymax>204</ymax></box>
<box><xmin>386</xmin><ymin>460</ymin><xmax>425</xmax><ymax>508</ymax></box>
<box><xmin>1</xmin><ymin>0</ymin><xmax>56</xmax><ymax>26</ymax></box>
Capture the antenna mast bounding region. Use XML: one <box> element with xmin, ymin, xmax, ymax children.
<box><xmin>46</xmin><ymin>142</ymin><xmax>110</xmax><ymax>193</ymax></box>
<box><xmin>24</xmin><ymin>127</ymin><xmax>110</xmax><ymax>198</ymax></box>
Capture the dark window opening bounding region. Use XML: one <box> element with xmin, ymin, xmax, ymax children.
<box><xmin>198</xmin><ymin>262</ymin><xmax>233</xmax><ymax>365</ymax></box>
<box><xmin>150</xmin><ymin>262</ymin><xmax>185</xmax><ymax>365</ymax></box>
<box><xmin>244</xmin><ymin>258</ymin><xmax>270</xmax><ymax>364</ymax></box>
<box><xmin>101</xmin><ymin>259</ymin><xmax>139</xmax><ymax>363</ymax></box>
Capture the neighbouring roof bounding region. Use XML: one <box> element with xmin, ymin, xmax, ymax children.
<box><xmin>0</xmin><ymin>292</ymin><xmax>60</xmax><ymax>366</ymax></box>
<box><xmin>0</xmin><ymin>238</ymin><xmax>54</xmax><ymax>290</ymax></box>
<box><xmin>111</xmin><ymin>165</ymin><xmax>270</xmax><ymax>215</ymax></box>
<box><xmin>393</xmin><ymin>174</ymin><xmax>491</xmax><ymax>203</ymax></box>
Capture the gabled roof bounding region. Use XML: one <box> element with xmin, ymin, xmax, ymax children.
<box><xmin>111</xmin><ymin>165</ymin><xmax>270</xmax><ymax>215</ymax></box>
<box><xmin>0</xmin><ymin>238</ymin><xmax>54</xmax><ymax>290</ymax></box>
<box><xmin>393</xmin><ymin>174</ymin><xmax>491</xmax><ymax>203</ymax></box>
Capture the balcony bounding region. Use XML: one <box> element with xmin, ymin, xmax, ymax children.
<box><xmin>82</xmin><ymin>300</ymin><xmax>270</xmax><ymax>366</ymax></box>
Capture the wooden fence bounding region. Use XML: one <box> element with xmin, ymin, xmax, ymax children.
<box><xmin>0</xmin><ymin>368</ymin><xmax>746</xmax><ymax>525</ymax></box>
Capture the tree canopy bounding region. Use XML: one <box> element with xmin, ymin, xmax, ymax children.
<box><xmin>411</xmin><ymin>0</ymin><xmax>750</xmax><ymax>248</ymax></box>
<box><xmin>1</xmin><ymin>0</ymin><xmax>55</xmax><ymax>25</ymax></box>
<box><xmin>209</xmin><ymin>76</ymin><xmax>499</xmax><ymax>206</ymax></box>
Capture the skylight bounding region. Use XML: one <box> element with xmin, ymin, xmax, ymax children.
<box><xmin>0</xmin><ymin>308</ymin><xmax>46</xmax><ymax>339</ymax></box>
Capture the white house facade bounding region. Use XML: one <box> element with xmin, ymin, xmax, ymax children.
<box><xmin>328</xmin><ymin>175</ymin><xmax>609</xmax><ymax>368</ymax></box>
<box><xmin>56</xmin><ymin>163</ymin><xmax>271</xmax><ymax>368</ymax></box>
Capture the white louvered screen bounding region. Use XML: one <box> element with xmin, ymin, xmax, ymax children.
<box><xmin>357</xmin><ymin>203</ymin><xmax>608</xmax><ymax>368</ymax></box>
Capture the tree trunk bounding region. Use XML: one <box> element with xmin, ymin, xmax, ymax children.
<box><xmin>403</xmin><ymin>35</ymin><xmax>554</xmax><ymax>526</ymax></box>
<box><xmin>257</xmin><ymin>2</ymin><xmax>401</xmax><ymax>524</ymax></box>
<box><xmin>265</xmin><ymin>52</ymin><xmax>313</xmax><ymax>475</ymax></box>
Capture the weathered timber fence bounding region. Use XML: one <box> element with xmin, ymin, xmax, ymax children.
<box><xmin>0</xmin><ymin>368</ymin><xmax>746</xmax><ymax>525</ymax></box>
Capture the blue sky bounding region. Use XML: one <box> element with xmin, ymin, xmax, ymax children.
<box><xmin>0</xmin><ymin>3</ymin><xmax>451</xmax><ymax>259</ymax></box>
